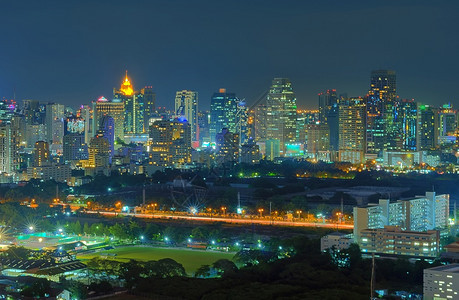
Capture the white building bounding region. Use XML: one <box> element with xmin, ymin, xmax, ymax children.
<box><xmin>320</xmin><ymin>232</ymin><xmax>353</xmax><ymax>252</ymax></box>
<box><xmin>424</xmin><ymin>264</ymin><xmax>459</xmax><ymax>300</ymax></box>
<box><xmin>353</xmin><ymin>192</ymin><xmax>449</xmax><ymax>242</ymax></box>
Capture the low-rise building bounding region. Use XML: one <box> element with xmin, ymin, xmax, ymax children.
<box><xmin>27</xmin><ymin>164</ymin><xmax>71</xmax><ymax>183</ymax></box>
<box><xmin>359</xmin><ymin>226</ymin><xmax>440</xmax><ymax>258</ymax></box>
<box><xmin>424</xmin><ymin>264</ymin><xmax>459</xmax><ymax>300</ymax></box>
<box><xmin>320</xmin><ymin>232</ymin><xmax>353</xmax><ymax>252</ymax></box>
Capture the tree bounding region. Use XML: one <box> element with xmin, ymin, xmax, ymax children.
<box><xmin>119</xmin><ymin>260</ymin><xmax>144</xmax><ymax>289</ymax></box>
<box><xmin>151</xmin><ymin>258</ymin><xmax>186</xmax><ymax>278</ymax></box>
<box><xmin>194</xmin><ymin>264</ymin><xmax>212</xmax><ymax>278</ymax></box>
<box><xmin>21</xmin><ymin>278</ymin><xmax>51</xmax><ymax>298</ymax></box>
<box><xmin>212</xmin><ymin>259</ymin><xmax>237</xmax><ymax>277</ymax></box>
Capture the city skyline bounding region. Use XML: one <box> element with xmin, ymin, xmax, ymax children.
<box><xmin>1</xmin><ymin>1</ymin><xmax>458</xmax><ymax>109</ymax></box>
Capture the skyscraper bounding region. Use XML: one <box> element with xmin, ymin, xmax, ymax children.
<box><xmin>318</xmin><ymin>89</ymin><xmax>338</xmax><ymax>124</ymax></box>
<box><xmin>175</xmin><ymin>90</ymin><xmax>198</xmax><ymax>144</ymax></box>
<box><xmin>92</xmin><ymin>96</ymin><xmax>125</xmax><ymax>142</ymax></box>
<box><xmin>142</xmin><ymin>86</ymin><xmax>156</xmax><ymax>133</ymax></box>
<box><xmin>417</xmin><ymin>104</ymin><xmax>438</xmax><ymax>150</ymax></box>
<box><xmin>210</xmin><ymin>89</ymin><xmax>238</xmax><ymax>143</ymax></box>
<box><xmin>339</xmin><ymin>97</ymin><xmax>366</xmax><ymax>164</ymax></box>
<box><xmin>398</xmin><ymin>99</ymin><xmax>417</xmax><ymax>151</ymax></box>
<box><xmin>215</xmin><ymin>128</ymin><xmax>239</xmax><ymax>166</ymax></box>
<box><xmin>63</xmin><ymin>133</ymin><xmax>87</xmax><ymax>164</ymax></box>
<box><xmin>33</xmin><ymin>141</ymin><xmax>49</xmax><ymax>167</ymax></box>
<box><xmin>366</xmin><ymin>70</ymin><xmax>397</xmax><ymax>155</ymax></box>
<box><xmin>0</xmin><ymin>125</ymin><xmax>13</xmax><ymax>174</ymax></box>
<box><xmin>99</xmin><ymin>116</ymin><xmax>115</xmax><ymax>163</ymax></box>
<box><xmin>266</xmin><ymin>78</ymin><xmax>298</xmax><ymax>155</ymax></box>
<box><xmin>45</xmin><ymin>103</ymin><xmax>65</xmax><ymax>145</ymax></box>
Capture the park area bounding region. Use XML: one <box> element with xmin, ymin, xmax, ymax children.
<box><xmin>76</xmin><ymin>246</ymin><xmax>236</xmax><ymax>274</ymax></box>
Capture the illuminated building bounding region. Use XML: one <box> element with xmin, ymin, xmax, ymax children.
<box><xmin>45</xmin><ymin>103</ymin><xmax>65</xmax><ymax>145</ymax></box>
<box><xmin>26</xmin><ymin>124</ymin><xmax>47</xmax><ymax>148</ymax></box>
<box><xmin>141</xmin><ymin>86</ymin><xmax>156</xmax><ymax>132</ymax></box>
<box><xmin>27</xmin><ymin>164</ymin><xmax>71</xmax><ymax>183</ymax></box>
<box><xmin>23</xmin><ymin>99</ymin><xmax>41</xmax><ymax>125</ymax></box>
<box><xmin>175</xmin><ymin>90</ymin><xmax>198</xmax><ymax>144</ymax></box>
<box><xmin>113</xmin><ymin>72</ymin><xmax>152</xmax><ymax>135</ymax></box>
<box><xmin>77</xmin><ymin>105</ymin><xmax>93</xmax><ymax>144</ymax></box>
<box><xmin>353</xmin><ymin>192</ymin><xmax>449</xmax><ymax>242</ymax></box>
<box><xmin>438</xmin><ymin>103</ymin><xmax>457</xmax><ymax>145</ymax></box>
<box><xmin>197</xmin><ymin>110</ymin><xmax>210</xmax><ymax>145</ymax></box>
<box><xmin>240</xmin><ymin>139</ymin><xmax>261</xmax><ymax>164</ymax></box>
<box><xmin>249</xmin><ymin>104</ymin><xmax>268</xmax><ymax>142</ymax></box>
<box><xmin>87</xmin><ymin>133</ymin><xmax>110</xmax><ymax>169</ymax></box>
<box><xmin>296</xmin><ymin>109</ymin><xmax>320</xmax><ymax>146</ymax></box>
<box><xmin>265</xmin><ymin>139</ymin><xmax>280</xmax><ymax>160</ymax></box>
<box><xmin>65</xmin><ymin>116</ymin><xmax>85</xmax><ymax>135</ymax></box>
<box><xmin>306</xmin><ymin>124</ymin><xmax>329</xmax><ymax>159</ymax></box>
<box><xmin>424</xmin><ymin>264</ymin><xmax>459</xmax><ymax>300</ymax></box>
<box><xmin>63</xmin><ymin>134</ymin><xmax>87</xmax><ymax>163</ymax></box>
<box><xmin>148</xmin><ymin>119</ymin><xmax>191</xmax><ymax>168</ymax></box>
<box><xmin>366</xmin><ymin>70</ymin><xmax>397</xmax><ymax>155</ymax></box>
<box><xmin>92</xmin><ymin>96</ymin><xmax>124</xmax><ymax>142</ymax></box>
<box><xmin>359</xmin><ymin>226</ymin><xmax>440</xmax><ymax>258</ymax></box>
<box><xmin>398</xmin><ymin>99</ymin><xmax>417</xmax><ymax>151</ymax></box>
<box><xmin>417</xmin><ymin>104</ymin><xmax>438</xmax><ymax>150</ymax></box>
<box><xmin>338</xmin><ymin>97</ymin><xmax>366</xmax><ymax>164</ymax></box>
<box><xmin>99</xmin><ymin>116</ymin><xmax>115</xmax><ymax>163</ymax></box>
<box><xmin>318</xmin><ymin>89</ymin><xmax>338</xmax><ymax>124</ymax></box>
<box><xmin>266</xmin><ymin>78</ymin><xmax>298</xmax><ymax>154</ymax></box>
<box><xmin>210</xmin><ymin>89</ymin><xmax>238</xmax><ymax>143</ymax></box>
<box><xmin>33</xmin><ymin>141</ymin><xmax>49</xmax><ymax>167</ymax></box>
<box><xmin>215</xmin><ymin>128</ymin><xmax>239</xmax><ymax>166</ymax></box>
<box><xmin>0</xmin><ymin>125</ymin><xmax>13</xmax><ymax>174</ymax></box>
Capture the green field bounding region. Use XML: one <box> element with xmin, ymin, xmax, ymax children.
<box><xmin>77</xmin><ymin>246</ymin><xmax>235</xmax><ymax>274</ymax></box>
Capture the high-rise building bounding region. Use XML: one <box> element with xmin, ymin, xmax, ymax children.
<box><xmin>45</xmin><ymin>103</ymin><xmax>65</xmax><ymax>145</ymax></box>
<box><xmin>210</xmin><ymin>89</ymin><xmax>238</xmax><ymax>143</ymax></box>
<box><xmin>77</xmin><ymin>105</ymin><xmax>93</xmax><ymax>144</ymax></box>
<box><xmin>240</xmin><ymin>139</ymin><xmax>261</xmax><ymax>165</ymax></box>
<box><xmin>266</xmin><ymin>78</ymin><xmax>298</xmax><ymax>154</ymax></box>
<box><xmin>63</xmin><ymin>134</ymin><xmax>87</xmax><ymax>163</ymax></box>
<box><xmin>318</xmin><ymin>89</ymin><xmax>338</xmax><ymax>124</ymax></box>
<box><xmin>417</xmin><ymin>104</ymin><xmax>438</xmax><ymax>150</ymax></box>
<box><xmin>306</xmin><ymin>124</ymin><xmax>330</xmax><ymax>157</ymax></box>
<box><xmin>338</xmin><ymin>97</ymin><xmax>366</xmax><ymax>164</ymax></box>
<box><xmin>215</xmin><ymin>128</ymin><xmax>239</xmax><ymax>166</ymax></box>
<box><xmin>438</xmin><ymin>103</ymin><xmax>457</xmax><ymax>145</ymax></box>
<box><xmin>33</xmin><ymin>141</ymin><xmax>49</xmax><ymax>167</ymax></box>
<box><xmin>113</xmin><ymin>72</ymin><xmax>152</xmax><ymax>135</ymax></box>
<box><xmin>197</xmin><ymin>110</ymin><xmax>210</xmax><ymax>145</ymax></box>
<box><xmin>99</xmin><ymin>116</ymin><xmax>115</xmax><ymax>163</ymax></box>
<box><xmin>0</xmin><ymin>125</ymin><xmax>13</xmax><ymax>174</ymax></box>
<box><xmin>92</xmin><ymin>96</ymin><xmax>125</xmax><ymax>142</ymax></box>
<box><xmin>149</xmin><ymin>119</ymin><xmax>191</xmax><ymax>168</ymax></box>
<box><xmin>141</xmin><ymin>86</ymin><xmax>156</xmax><ymax>132</ymax></box>
<box><xmin>424</xmin><ymin>264</ymin><xmax>459</xmax><ymax>300</ymax></box>
<box><xmin>87</xmin><ymin>133</ymin><xmax>110</xmax><ymax>169</ymax></box>
<box><xmin>366</xmin><ymin>70</ymin><xmax>397</xmax><ymax>155</ymax></box>
<box><xmin>398</xmin><ymin>99</ymin><xmax>417</xmax><ymax>151</ymax></box>
<box><xmin>175</xmin><ymin>90</ymin><xmax>198</xmax><ymax>144</ymax></box>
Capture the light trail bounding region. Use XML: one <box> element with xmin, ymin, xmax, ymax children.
<box><xmin>86</xmin><ymin>211</ymin><xmax>354</xmax><ymax>229</ymax></box>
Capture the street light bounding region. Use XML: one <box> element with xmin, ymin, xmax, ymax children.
<box><xmin>258</xmin><ymin>208</ymin><xmax>264</xmax><ymax>217</ymax></box>
<box><xmin>296</xmin><ymin>210</ymin><xmax>302</xmax><ymax>219</ymax></box>
<box><xmin>221</xmin><ymin>206</ymin><xmax>227</xmax><ymax>216</ymax></box>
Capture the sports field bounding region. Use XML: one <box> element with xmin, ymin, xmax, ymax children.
<box><xmin>77</xmin><ymin>246</ymin><xmax>235</xmax><ymax>274</ymax></box>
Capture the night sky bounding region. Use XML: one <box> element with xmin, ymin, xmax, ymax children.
<box><xmin>0</xmin><ymin>0</ymin><xmax>458</xmax><ymax>110</ymax></box>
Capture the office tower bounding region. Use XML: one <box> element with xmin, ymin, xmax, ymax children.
<box><xmin>0</xmin><ymin>125</ymin><xmax>12</xmax><ymax>174</ymax></box>
<box><xmin>141</xmin><ymin>86</ymin><xmax>156</xmax><ymax>132</ymax></box>
<box><xmin>265</xmin><ymin>139</ymin><xmax>280</xmax><ymax>160</ymax></box>
<box><xmin>215</xmin><ymin>128</ymin><xmax>239</xmax><ymax>166</ymax></box>
<box><xmin>99</xmin><ymin>116</ymin><xmax>115</xmax><ymax>162</ymax></box>
<box><xmin>113</xmin><ymin>72</ymin><xmax>148</xmax><ymax>135</ymax></box>
<box><xmin>266</xmin><ymin>78</ymin><xmax>298</xmax><ymax>154</ymax></box>
<box><xmin>297</xmin><ymin>110</ymin><xmax>320</xmax><ymax>145</ymax></box>
<box><xmin>328</xmin><ymin>103</ymin><xmax>340</xmax><ymax>152</ymax></box>
<box><xmin>149</xmin><ymin>119</ymin><xmax>191</xmax><ymax>168</ymax></box>
<box><xmin>338</xmin><ymin>97</ymin><xmax>366</xmax><ymax>164</ymax></box>
<box><xmin>33</xmin><ymin>141</ymin><xmax>49</xmax><ymax>167</ymax></box>
<box><xmin>417</xmin><ymin>104</ymin><xmax>438</xmax><ymax>150</ymax></box>
<box><xmin>210</xmin><ymin>89</ymin><xmax>238</xmax><ymax>143</ymax></box>
<box><xmin>306</xmin><ymin>124</ymin><xmax>330</xmax><ymax>156</ymax></box>
<box><xmin>318</xmin><ymin>89</ymin><xmax>338</xmax><ymax>124</ymax></box>
<box><xmin>438</xmin><ymin>104</ymin><xmax>457</xmax><ymax>145</ymax></box>
<box><xmin>398</xmin><ymin>99</ymin><xmax>417</xmax><ymax>151</ymax></box>
<box><xmin>92</xmin><ymin>96</ymin><xmax>125</xmax><ymax>142</ymax></box>
<box><xmin>175</xmin><ymin>90</ymin><xmax>198</xmax><ymax>144</ymax></box>
<box><xmin>249</xmin><ymin>104</ymin><xmax>268</xmax><ymax>142</ymax></box>
<box><xmin>197</xmin><ymin>110</ymin><xmax>210</xmax><ymax>145</ymax></box>
<box><xmin>77</xmin><ymin>105</ymin><xmax>93</xmax><ymax>144</ymax></box>
<box><xmin>23</xmin><ymin>100</ymin><xmax>40</xmax><ymax>124</ymax></box>
<box><xmin>63</xmin><ymin>134</ymin><xmax>87</xmax><ymax>163</ymax></box>
<box><xmin>88</xmin><ymin>133</ymin><xmax>110</xmax><ymax>168</ymax></box>
<box><xmin>366</xmin><ymin>70</ymin><xmax>397</xmax><ymax>155</ymax></box>
<box><xmin>240</xmin><ymin>139</ymin><xmax>261</xmax><ymax>164</ymax></box>
<box><xmin>45</xmin><ymin>103</ymin><xmax>65</xmax><ymax>145</ymax></box>
<box><xmin>26</xmin><ymin>124</ymin><xmax>47</xmax><ymax>148</ymax></box>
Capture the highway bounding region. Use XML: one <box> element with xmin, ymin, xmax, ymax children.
<box><xmin>86</xmin><ymin>211</ymin><xmax>354</xmax><ymax>229</ymax></box>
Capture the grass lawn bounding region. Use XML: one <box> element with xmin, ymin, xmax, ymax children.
<box><xmin>77</xmin><ymin>246</ymin><xmax>235</xmax><ymax>274</ymax></box>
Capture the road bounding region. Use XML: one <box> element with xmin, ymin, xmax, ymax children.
<box><xmin>86</xmin><ymin>211</ymin><xmax>354</xmax><ymax>229</ymax></box>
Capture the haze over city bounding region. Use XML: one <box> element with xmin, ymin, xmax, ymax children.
<box><xmin>1</xmin><ymin>0</ymin><xmax>458</xmax><ymax>109</ymax></box>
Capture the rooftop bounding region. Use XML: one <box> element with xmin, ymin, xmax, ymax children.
<box><xmin>427</xmin><ymin>264</ymin><xmax>459</xmax><ymax>273</ymax></box>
